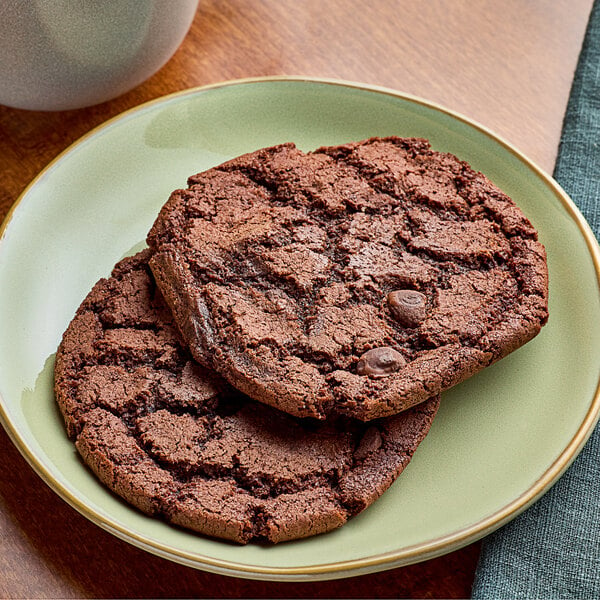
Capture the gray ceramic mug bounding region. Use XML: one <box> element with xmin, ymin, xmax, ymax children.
<box><xmin>0</xmin><ymin>0</ymin><xmax>199</xmax><ymax>111</ymax></box>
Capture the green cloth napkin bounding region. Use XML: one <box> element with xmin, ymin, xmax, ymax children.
<box><xmin>472</xmin><ymin>2</ymin><xmax>600</xmax><ymax>598</ymax></box>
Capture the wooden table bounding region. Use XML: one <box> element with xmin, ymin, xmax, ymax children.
<box><xmin>0</xmin><ymin>1</ymin><xmax>593</xmax><ymax>597</ymax></box>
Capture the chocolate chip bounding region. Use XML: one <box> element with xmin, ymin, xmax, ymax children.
<box><xmin>357</xmin><ymin>347</ymin><xmax>405</xmax><ymax>378</ymax></box>
<box><xmin>387</xmin><ymin>290</ymin><xmax>427</xmax><ymax>327</ymax></box>
<box><xmin>354</xmin><ymin>426</ymin><xmax>383</xmax><ymax>460</ymax></box>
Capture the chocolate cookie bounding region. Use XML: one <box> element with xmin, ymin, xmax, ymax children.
<box><xmin>147</xmin><ymin>137</ymin><xmax>549</xmax><ymax>421</ymax></box>
<box><xmin>54</xmin><ymin>250</ymin><xmax>440</xmax><ymax>544</ymax></box>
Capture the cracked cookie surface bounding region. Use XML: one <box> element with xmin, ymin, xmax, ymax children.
<box><xmin>54</xmin><ymin>250</ymin><xmax>440</xmax><ymax>544</ymax></box>
<box><xmin>147</xmin><ymin>137</ymin><xmax>549</xmax><ymax>420</ymax></box>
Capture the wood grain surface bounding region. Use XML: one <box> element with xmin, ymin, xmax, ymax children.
<box><xmin>0</xmin><ymin>1</ymin><xmax>593</xmax><ymax>598</ymax></box>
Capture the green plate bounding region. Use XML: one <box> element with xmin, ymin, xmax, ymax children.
<box><xmin>1</xmin><ymin>77</ymin><xmax>599</xmax><ymax>581</ymax></box>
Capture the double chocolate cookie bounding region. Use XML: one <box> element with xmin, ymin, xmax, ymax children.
<box><xmin>147</xmin><ymin>137</ymin><xmax>549</xmax><ymax>421</ymax></box>
<box><xmin>54</xmin><ymin>250</ymin><xmax>439</xmax><ymax>544</ymax></box>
